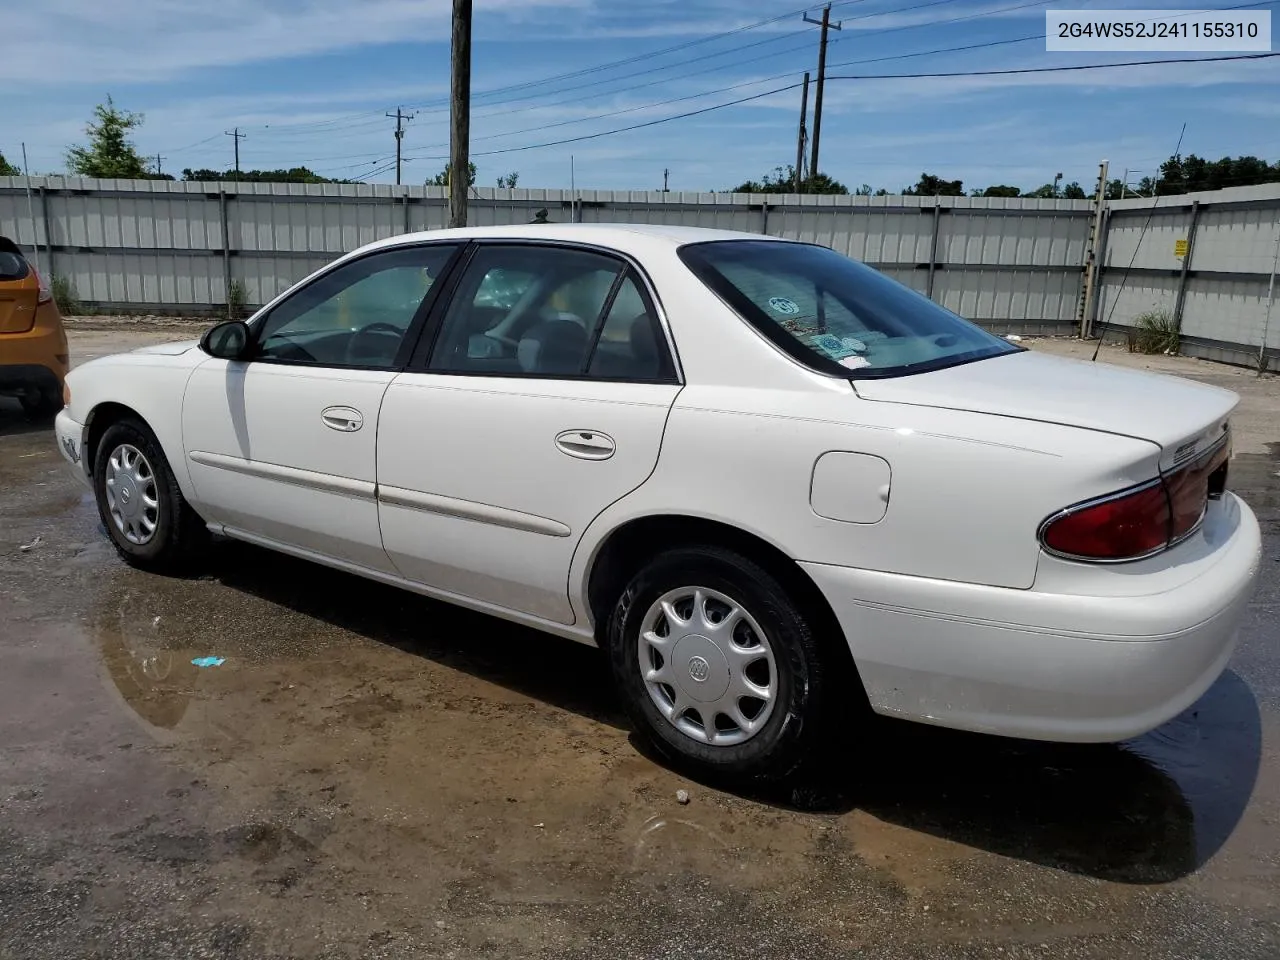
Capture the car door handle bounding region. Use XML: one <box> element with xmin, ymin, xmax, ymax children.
<box><xmin>321</xmin><ymin>406</ymin><xmax>364</xmax><ymax>432</ymax></box>
<box><xmin>555</xmin><ymin>430</ymin><xmax>615</xmax><ymax>460</ymax></box>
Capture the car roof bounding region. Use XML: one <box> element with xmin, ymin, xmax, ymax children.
<box><xmin>358</xmin><ymin>222</ymin><xmax>798</xmax><ymax>258</ymax></box>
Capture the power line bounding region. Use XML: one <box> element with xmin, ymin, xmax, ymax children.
<box><xmin>241</xmin><ymin>0</ymin><xmax>869</xmax><ymax>138</ymax></box>
<box><xmin>405</xmin><ymin>52</ymin><xmax>1280</xmax><ymax>163</ymax></box>
<box><xmin>826</xmin><ymin>50</ymin><xmax>1280</xmax><ymax>80</ymax></box>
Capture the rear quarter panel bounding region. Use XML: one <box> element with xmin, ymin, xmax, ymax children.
<box><xmin>570</xmin><ymin>381</ymin><xmax>1164</xmax><ymax>617</ymax></box>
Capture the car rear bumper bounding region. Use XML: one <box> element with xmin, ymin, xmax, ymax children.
<box><xmin>0</xmin><ymin>362</ymin><xmax>62</xmax><ymax>397</ymax></box>
<box><xmin>55</xmin><ymin>408</ymin><xmax>92</xmax><ymax>487</ymax></box>
<box><xmin>801</xmin><ymin>492</ymin><xmax>1262</xmax><ymax>742</ymax></box>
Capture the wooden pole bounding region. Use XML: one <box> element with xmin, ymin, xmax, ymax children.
<box><xmin>449</xmin><ymin>0</ymin><xmax>472</xmax><ymax>228</ymax></box>
<box><xmin>794</xmin><ymin>72</ymin><xmax>810</xmax><ymax>191</ymax></box>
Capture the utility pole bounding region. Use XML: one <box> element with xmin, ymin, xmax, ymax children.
<box><xmin>663</xmin><ymin>168</ymin><xmax>669</xmax><ymax>192</ymax></box>
<box><xmin>387</xmin><ymin>108</ymin><xmax>415</xmax><ymax>186</ymax></box>
<box><xmin>803</xmin><ymin>4</ymin><xmax>841</xmax><ymax>180</ymax></box>
<box><xmin>794</xmin><ymin>71</ymin><xmax>810</xmax><ymax>191</ymax></box>
<box><xmin>153</xmin><ymin>153</ymin><xmax>166</xmax><ymax>177</ymax></box>
<box><xmin>20</xmin><ymin>142</ymin><xmax>40</xmax><ymax>275</ymax></box>
<box><xmin>449</xmin><ymin>0</ymin><xmax>472</xmax><ymax>228</ymax></box>
<box><xmin>224</xmin><ymin>128</ymin><xmax>245</xmax><ymax>175</ymax></box>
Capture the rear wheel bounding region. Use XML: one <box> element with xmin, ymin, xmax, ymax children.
<box><xmin>93</xmin><ymin>418</ymin><xmax>208</xmax><ymax>572</ymax></box>
<box><xmin>606</xmin><ymin>545</ymin><xmax>842</xmax><ymax>783</ymax></box>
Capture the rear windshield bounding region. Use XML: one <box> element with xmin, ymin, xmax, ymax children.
<box><xmin>678</xmin><ymin>239</ymin><xmax>1018</xmax><ymax>379</ymax></box>
<box><xmin>0</xmin><ymin>238</ymin><xmax>29</xmax><ymax>282</ymax></box>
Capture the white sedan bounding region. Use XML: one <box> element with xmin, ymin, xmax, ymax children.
<box><xmin>55</xmin><ymin>223</ymin><xmax>1261</xmax><ymax>781</ymax></box>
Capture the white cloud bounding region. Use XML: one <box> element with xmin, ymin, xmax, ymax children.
<box><xmin>1</xmin><ymin>0</ymin><xmax>590</xmax><ymax>83</ymax></box>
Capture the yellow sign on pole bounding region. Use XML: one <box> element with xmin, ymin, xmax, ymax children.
<box><xmin>1175</xmin><ymin>238</ymin><xmax>1189</xmax><ymax>258</ymax></box>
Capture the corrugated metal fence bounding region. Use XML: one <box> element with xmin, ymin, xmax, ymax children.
<box><xmin>1094</xmin><ymin>183</ymin><xmax>1280</xmax><ymax>369</ymax></box>
<box><xmin>1</xmin><ymin>176</ymin><xmax>1277</xmax><ymax>368</ymax></box>
<box><xmin>0</xmin><ymin>178</ymin><xmax>1090</xmax><ymax>336</ymax></box>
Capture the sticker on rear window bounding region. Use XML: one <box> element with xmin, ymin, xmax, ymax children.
<box><xmin>809</xmin><ymin>333</ymin><xmax>867</xmax><ymax>360</ymax></box>
<box><xmin>767</xmin><ymin>297</ymin><xmax>800</xmax><ymax>315</ymax></box>
<box><xmin>838</xmin><ymin>355</ymin><xmax>871</xmax><ymax>369</ymax></box>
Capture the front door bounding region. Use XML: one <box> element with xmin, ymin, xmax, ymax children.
<box><xmin>377</xmin><ymin>242</ymin><xmax>681</xmax><ymax>623</ymax></box>
<box><xmin>182</xmin><ymin>242</ymin><xmax>459</xmax><ymax>571</ymax></box>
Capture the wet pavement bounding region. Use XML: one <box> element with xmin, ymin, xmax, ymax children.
<box><xmin>1</xmin><ymin>328</ymin><xmax>1278</xmax><ymax>959</ymax></box>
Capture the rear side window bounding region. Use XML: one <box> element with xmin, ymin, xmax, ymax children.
<box><xmin>678</xmin><ymin>240</ymin><xmax>1018</xmax><ymax>379</ymax></box>
<box><xmin>0</xmin><ymin>238</ymin><xmax>29</xmax><ymax>281</ymax></box>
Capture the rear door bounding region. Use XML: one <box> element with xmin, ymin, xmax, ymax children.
<box><xmin>0</xmin><ymin>239</ymin><xmax>39</xmax><ymax>334</ymax></box>
<box><xmin>377</xmin><ymin>242</ymin><xmax>682</xmax><ymax>624</ymax></box>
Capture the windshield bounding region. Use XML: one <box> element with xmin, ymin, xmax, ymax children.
<box><xmin>678</xmin><ymin>240</ymin><xmax>1019</xmax><ymax>379</ymax></box>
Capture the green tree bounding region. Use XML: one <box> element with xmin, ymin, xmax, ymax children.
<box><xmin>495</xmin><ymin>171</ymin><xmax>520</xmax><ymax>188</ymax></box>
<box><xmin>0</xmin><ymin>151</ymin><xmax>20</xmax><ymax>176</ymax></box>
<box><xmin>972</xmin><ymin>185</ymin><xmax>1020</xmax><ymax>197</ymax></box>
<box><xmin>855</xmin><ymin>183</ymin><xmax>874</xmax><ymax>196</ymax></box>
<box><xmin>431</xmin><ymin>162</ymin><xmax>477</xmax><ymax>187</ymax></box>
<box><xmin>1153</xmin><ymin>153</ymin><xmax>1280</xmax><ymax>195</ymax></box>
<box><xmin>181</xmin><ymin>166</ymin><xmax>349</xmax><ymax>184</ymax></box>
<box><xmin>902</xmin><ymin>173</ymin><xmax>964</xmax><ymax>196</ymax></box>
<box><xmin>730</xmin><ymin>165</ymin><xmax>848</xmax><ymax>194</ymax></box>
<box><xmin>65</xmin><ymin>96</ymin><xmax>151</xmax><ymax>178</ymax></box>
<box><xmin>1061</xmin><ymin>181</ymin><xmax>1087</xmax><ymax>199</ymax></box>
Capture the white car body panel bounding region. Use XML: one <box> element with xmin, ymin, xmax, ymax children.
<box><xmin>182</xmin><ymin>360</ymin><xmax>398</xmax><ymax>572</ymax></box>
<box><xmin>855</xmin><ymin>349</ymin><xmax>1237</xmax><ymax>471</ymax></box>
<box><xmin>56</xmin><ymin>223</ymin><xmax>1263</xmax><ymax>746</ymax></box>
<box><xmin>377</xmin><ymin>375</ymin><xmax>679</xmax><ymax>623</ymax></box>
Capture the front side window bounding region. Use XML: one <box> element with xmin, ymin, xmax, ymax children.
<box><xmin>254</xmin><ymin>244</ymin><xmax>457</xmax><ymax>368</ymax></box>
<box><xmin>428</xmin><ymin>244</ymin><xmax>673</xmax><ymax>381</ymax></box>
<box><xmin>679</xmin><ymin>240</ymin><xmax>1018</xmax><ymax>379</ymax></box>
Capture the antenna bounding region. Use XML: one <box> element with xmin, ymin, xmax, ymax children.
<box><xmin>1091</xmin><ymin>122</ymin><xmax>1187</xmax><ymax>361</ymax></box>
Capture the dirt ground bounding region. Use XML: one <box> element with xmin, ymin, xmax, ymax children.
<box><xmin>1</xmin><ymin>323</ymin><xmax>1278</xmax><ymax>959</ymax></box>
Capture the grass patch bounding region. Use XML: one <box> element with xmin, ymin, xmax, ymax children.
<box><xmin>227</xmin><ymin>279</ymin><xmax>248</xmax><ymax>320</ymax></box>
<box><xmin>50</xmin><ymin>275</ymin><xmax>81</xmax><ymax>316</ymax></box>
<box><xmin>1134</xmin><ymin>308</ymin><xmax>1179</xmax><ymax>355</ymax></box>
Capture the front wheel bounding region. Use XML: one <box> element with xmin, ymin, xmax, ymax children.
<box><xmin>606</xmin><ymin>545</ymin><xmax>842</xmax><ymax>783</ymax></box>
<box><xmin>93</xmin><ymin>418</ymin><xmax>208</xmax><ymax>572</ymax></box>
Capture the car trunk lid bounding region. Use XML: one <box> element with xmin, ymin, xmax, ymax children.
<box><xmin>853</xmin><ymin>349</ymin><xmax>1236</xmax><ymax>470</ymax></box>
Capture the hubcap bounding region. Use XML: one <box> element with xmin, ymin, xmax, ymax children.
<box><xmin>103</xmin><ymin>443</ymin><xmax>160</xmax><ymax>545</ymax></box>
<box><xmin>637</xmin><ymin>586</ymin><xmax>778</xmax><ymax>747</ymax></box>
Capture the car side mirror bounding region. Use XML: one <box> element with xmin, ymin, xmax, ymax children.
<box><xmin>200</xmin><ymin>320</ymin><xmax>252</xmax><ymax>361</ymax></box>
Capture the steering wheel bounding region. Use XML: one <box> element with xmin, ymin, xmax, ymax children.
<box><xmin>356</xmin><ymin>322</ymin><xmax>404</xmax><ymax>337</ymax></box>
<box><xmin>344</xmin><ymin>321</ymin><xmax>405</xmax><ymax>365</ymax></box>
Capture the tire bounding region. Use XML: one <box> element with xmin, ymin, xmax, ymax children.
<box><xmin>92</xmin><ymin>418</ymin><xmax>208</xmax><ymax>572</ymax></box>
<box><xmin>20</xmin><ymin>388</ymin><xmax>63</xmax><ymax>419</ymax></box>
<box><xmin>606</xmin><ymin>545</ymin><xmax>842</xmax><ymax>783</ymax></box>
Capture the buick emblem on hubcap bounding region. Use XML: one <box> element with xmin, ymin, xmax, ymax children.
<box><xmin>120</xmin><ymin>488</ymin><xmax>132</xmax><ymax>504</ymax></box>
<box><xmin>688</xmin><ymin>656</ymin><xmax>710</xmax><ymax>682</ymax></box>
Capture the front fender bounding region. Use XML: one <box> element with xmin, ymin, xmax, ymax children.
<box><xmin>69</xmin><ymin>351</ymin><xmax>208</xmax><ymax>502</ymax></box>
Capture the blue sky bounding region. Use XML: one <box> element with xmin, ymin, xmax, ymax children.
<box><xmin>4</xmin><ymin>0</ymin><xmax>1279</xmax><ymax>193</ymax></box>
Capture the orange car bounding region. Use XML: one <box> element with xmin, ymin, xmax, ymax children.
<box><xmin>0</xmin><ymin>236</ymin><xmax>67</xmax><ymax>417</ymax></box>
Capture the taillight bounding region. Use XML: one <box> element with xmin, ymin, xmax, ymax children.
<box><xmin>1040</xmin><ymin>435</ymin><xmax>1231</xmax><ymax>563</ymax></box>
<box><xmin>1040</xmin><ymin>481</ymin><xmax>1170</xmax><ymax>561</ymax></box>
<box><xmin>34</xmin><ymin>268</ymin><xmax>52</xmax><ymax>304</ymax></box>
